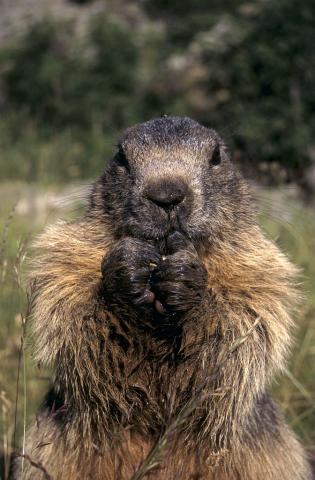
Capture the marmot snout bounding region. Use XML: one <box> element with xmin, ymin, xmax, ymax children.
<box><xmin>144</xmin><ymin>176</ymin><xmax>188</xmax><ymax>210</ymax></box>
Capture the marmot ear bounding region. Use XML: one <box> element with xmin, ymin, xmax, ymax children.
<box><xmin>210</xmin><ymin>144</ymin><xmax>221</xmax><ymax>166</ymax></box>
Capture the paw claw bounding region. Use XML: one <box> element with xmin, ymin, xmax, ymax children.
<box><xmin>154</xmin><ymin>299</ymin><xmax>166</xmax><ymax>315</ymax></box>
<box><xmin>137</xmin><ymin>290</ymin><xmax>155</xmax><ymax>305</ymax></box>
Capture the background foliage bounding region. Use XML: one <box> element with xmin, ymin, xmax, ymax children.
<box><xmin>0</xmin><ymin>0</ymin><xmax>314</xmax><ymax>183</ymax></box>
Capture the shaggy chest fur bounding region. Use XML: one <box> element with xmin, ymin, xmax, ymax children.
<box><xmin>56</xmin><ymin>307</ymin><xmax>215</xmax><ymax>435</ymax></box>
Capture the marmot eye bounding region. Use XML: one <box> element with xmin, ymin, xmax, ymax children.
<box><xmin>210</xmin><ymin>144</ymin><xmax>221</xmax><ymax>167</ymax></box>
<box><xmin>116</xmin><ymin>148</ymin><xmax>130</xmax><ymax>171</ymax></box>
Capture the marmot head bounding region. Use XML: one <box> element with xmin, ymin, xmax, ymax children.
<box><xmin>90</xmin><ymin>117</ymin><xmax>254</xmax><ymax>249</ymax></box>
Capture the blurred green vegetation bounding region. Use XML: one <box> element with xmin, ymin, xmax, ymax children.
<box><xmin>0</xmin><ymin>0</ymin><xmax>314</xmax><ymax>183</ymax></box>
<box><xmin>258</xmin><ymin>190</ymin><xmax>315</xmax><ymax>443</ymax></box>
<box><xmin>0</xmin><ymin>183</ymin><xmax>85</xmax><ymax>477</ymax></box>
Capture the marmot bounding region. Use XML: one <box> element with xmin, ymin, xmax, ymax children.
<box><xmin>15</xmin><ymin>117</ymin><xmax>312</xmax><ymax>479</ymax></box>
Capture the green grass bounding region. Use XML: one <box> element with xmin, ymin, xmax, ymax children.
<box><xmin>0</xmin><ymin>117</ymin><xmax>115</xmax><ymax>184</ymax></box>
<box><xmin>258</xmin><ymin>187</ymin><xmax>315</xmax><ymax>446</ymax></box>
<box><xmin>0</xmin><ymin>182</ymin><xmax>314</xmax><ymax>478</ymax></box>
<box><xmin>0</xmin><ymin>182</ymin><xmax>86</xmax><ymax>477</ymax></box>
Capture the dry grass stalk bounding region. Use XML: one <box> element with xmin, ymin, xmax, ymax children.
<box><xmin>14</xmin><ymin>453</ymin><xmax>53</xmax><ymax>480</ymax></box>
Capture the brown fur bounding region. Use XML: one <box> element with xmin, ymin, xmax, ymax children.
<box><xmin>14</xmin><ymin>117</ymin><xmax>312</xmax><ymax>479</ymax></box>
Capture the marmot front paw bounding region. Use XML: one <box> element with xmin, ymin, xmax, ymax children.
<box><xmin>151</xmin><ymin>232</ymin><xmax>208</xmax><ymax>315</ymax></box>
<box><xmin>101</xmin><ymin>237</ymin><xmax>160</xmax><ymax>316</ymax></box>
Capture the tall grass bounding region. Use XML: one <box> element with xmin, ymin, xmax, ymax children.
<box><xmin>258</xmin><ymin>188</ymin><xmax>315</xmax><ymax>446</ymax></box>
<box><xmin>0</xmin><ymin>183</ymin><xmax>86</xmax><ymax>478</ymax></box>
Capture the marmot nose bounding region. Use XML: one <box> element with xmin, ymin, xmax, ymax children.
<box><xmin>145</xmin><ymin>178</ymin><xmax>188</xmax><ymax>210</ymax></box>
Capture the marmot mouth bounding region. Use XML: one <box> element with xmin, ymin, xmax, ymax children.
<box><xmin>128</xmin><ymin>215</ymin><xmax>188</xmax><ymax>243</ymax></box>
<box><xmin>122</xmin><ymin>213</ymin><xmax>210</xmax><ymax>253</ymax></box>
